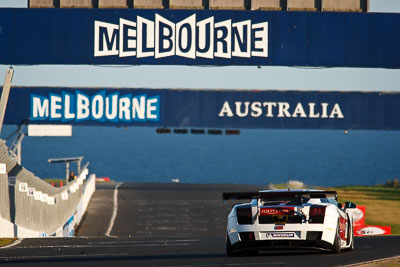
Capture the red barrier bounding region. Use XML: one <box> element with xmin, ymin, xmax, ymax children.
<box><xmin>352</xmin><ymin>206</ymin><xmax>392</xmax><ymax>236</ymax></box>
<box><xmin>96</xmin><ymin>177</ymin><xmax>110</xmax><ymax>182</ymax></box>
<box><xmin>355</xmin><ymin>225</ymin><xmax>392</xmax><ymax>236</ymax></box>
<box><xmin>353</xmin><ymin>206</ymin><xmax>366</xmax><ymax>228</ymax></box>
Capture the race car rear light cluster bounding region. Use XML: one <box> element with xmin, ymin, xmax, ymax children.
<box><xmin>236</xmin><ymin>207</ymin><xmax>252</xmax><ymax>225</ymax></box>
<box><xmin>309</xmin><ymin>205</ymin><xmax>326</xmax><ymax>223</ymax></box>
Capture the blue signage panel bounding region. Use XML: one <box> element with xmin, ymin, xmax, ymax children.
<box><xmin>1</xmin><ymin>9</ymin><xmax>400</xmax><ymax>68</ymax></box>
<box><xmin>4</xmin><ymin>87</ymin><xmax>400</xmax><ymax>130</ymax></box>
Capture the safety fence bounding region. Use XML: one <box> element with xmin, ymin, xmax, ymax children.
<box><xmin>0</xmin><ymin>140</ymin><xmax>96</xmax><ymax>237</ymax></box>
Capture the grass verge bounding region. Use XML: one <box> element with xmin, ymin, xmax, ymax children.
<box><xmin>334</xmin><ymin>186</ymin><xmax>400</xmax><ymax>235</ymax></box>
<box><xmin>355</xmin><ymin>256</ymin><xmax>400</xmax><ymax>267</ymax></box>
<box><xmin>0</xmin><ymin>238</ymin><xmax>17</xmax><ymax>247</ymax></box>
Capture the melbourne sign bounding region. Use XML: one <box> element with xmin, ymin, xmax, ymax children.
<box><xmin>4</xmin><ymin>87</ymin><xmax>400</xmax><ymax>130</ymax></box>
<box><xmin>1</xmin><ymin>9</ymin><xmax>400</xmax><ymax>67</ymax></box>
<box><xmin>30</xmin><ymin>91</ymin><xmax>160</xmax><ymax>123</ymax></box>
<box><xmin>95</xmin><ymin>15</ymin><xmax>268</xmax><ymax>59</ymax></box>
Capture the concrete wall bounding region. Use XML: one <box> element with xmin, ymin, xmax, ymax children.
<box><xmin>28</xmin><ymin>0</ymin><xmax>369</xmax><ymax>11</ymax></box>
<box><xmin>0</xmin><ymin>140</ymin><xmax>96</xmax><ymax>237</ymax></box>
<box><xmin>0</xmin><ymin>173</ymin><xmax>10</xmax><ymax>222</ymax></box>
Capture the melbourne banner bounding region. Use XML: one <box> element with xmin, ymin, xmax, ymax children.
<box><xmin>4</xmin><ymin>87</ymin><xmax>400</xmax><ymax>130</ymax></box>
<box><xmin>0</xmin><ymin>9</ymin><xmax>400</xmax><ymax>68</ymax></box>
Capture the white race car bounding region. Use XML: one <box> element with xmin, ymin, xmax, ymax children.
<box><xmin>223</xmin><ymin>189</ymin><xmax>356</xmax><ymax>256</ymax></box>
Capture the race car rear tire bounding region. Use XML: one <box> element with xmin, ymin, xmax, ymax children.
<box><xmin>347</xmin><ymin>231</ymin><xmax>355</xmax><ymax>251</ymax></box>
<box><xmin>226</xmin><ymin>234</ymin><xmax>238</xmax><ymax>257</ymax></box>
<box><xmin>345</xmin><ymin>223</ymin><xmax>355</xmax><ymax>252</ymax></box>
<box><xmin>330</xmin><ymin>222</ymin><xmax>341</xmax><ymax>254</ymax></box>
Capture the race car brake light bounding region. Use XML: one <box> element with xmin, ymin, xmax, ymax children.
<box><xmin>310</xmin><ymin>206</ymin><xmax>326</xmax><ymax>216</ymax></box>
<box><xmin>236</xmin><ymin>207</ymin><xmax>252</xmax><ymax>225</ymax></box>
<box><xmin>309</xmin><ymin>205</ymin><xmax>326</xmax><ymax>224</ymax></box>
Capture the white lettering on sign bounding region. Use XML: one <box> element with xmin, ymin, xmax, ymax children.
<box><xmin>218</xmin><ymin>101</ymin><xmax>344</xmax><ymax>119</ymax></box>
<box><xmin>70</xmin><ymin>184</ymin><xmax>76</xmax><ymax>193</ymax></box>
<box><xmin>19</xmin><ymin>183</ymin><xmax>28</xmax><ymax>192</ymax></box>
<box><xmin>94</xmin><ymin>15</ymin><xmax>268</xmax><ymax>60</ymax></box>
<box><xmin>41</xmin><ymin>193</ymin><xmax>48</xmax><ymax>203</ymax></box>
<box><xmin>47</xmin><ymin>196</ymin><xmax>55</xmax><ymax>205</ymax></box>
<box><xmin>267</xmin><ymin>232</ymin><xmax>295</xmax><ymax>238</ymax></box>
<box><xmin>62</xmin><ymin>191</ymin><xmax>69</xmax><ymax>200</ymax></box>
<box><xmin>27</xmin><ymin>187</ymin><xmax>35</xmax><ymax>197</ymax></box>
<box><xmin>34</xmin><ymin>191</ymin><xmax>42</xmax><ymax>201</ymax></box>
<box><xmin>30</xmin><ymin>91</ymin><xmax>160</xmax><ymax>122</ymax></box>
<box><xmin>356</xmin><ymin>226</ymin><xmax>386</xmax><ymax>236</ymax></box>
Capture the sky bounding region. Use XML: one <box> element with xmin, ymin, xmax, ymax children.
<box><xmin>1</xmin><ymin>0</ymin><xmax>400</xmax><ymax>92</ymax></box>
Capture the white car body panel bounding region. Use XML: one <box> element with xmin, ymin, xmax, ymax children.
<box><xmin>224</xmin><ymin>189</ymin><xmax>356</xmax><ymax>254</ymax></box>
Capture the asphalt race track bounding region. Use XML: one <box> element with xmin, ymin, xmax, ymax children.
<box><xmin>1</xmin><ymin>182</ymin><xmax>400</xmax><ymax>266</ymax></box>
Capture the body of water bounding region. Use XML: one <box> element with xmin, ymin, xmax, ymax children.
<box><xmin>1</xmin><ymin>125</ymin><xmax>399</xmax><ymax>187</ymax></box>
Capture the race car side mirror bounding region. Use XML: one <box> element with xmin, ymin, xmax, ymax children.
<box><xmin>345</xmin><ymin>202</ymin><xmax>357</xmax><ymax>209</ymax></box>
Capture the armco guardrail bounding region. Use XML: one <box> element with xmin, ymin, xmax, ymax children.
<box><xmin>0</xmin><ymin>140</ymin><xmax>96</xmax><ymax>237</ymax></box>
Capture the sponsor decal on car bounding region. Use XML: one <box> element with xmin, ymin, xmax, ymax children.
<box><xmin>260</xmin><ymin>207</ymin><xmax>294</xmax><ymax>216</ymax></box>
<box><xmin>339</xmin><ymin>216</ymin><xmax>348</xmax><ymax>241</ymax></box>
<box><xmin>266</xmin><ymin>232</ymin><xmax>295</xmax><ymax>238</ymax></box>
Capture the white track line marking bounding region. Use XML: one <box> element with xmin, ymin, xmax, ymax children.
<box><xmin>97</xmin><ymin>239</ymin><xmax>201</xmax><ymax>244</ymax></box>
<box><xmin>343</xmin><ymin>255</ymin><xmax>400</xmax><ymax>267</ymax></box>
<box><xmin>9</xmin><ymin>243</ymin><xmax>192</xmax><ymax>249</ymax></box>
<box><xmin>105</xmin><ymin>182</ymin><xmax>122</xmax><ymax>237</ymax></box>
<box><xmin>0</xmin><ymin>239</ymin><xmax>23</xmax><ymax>249</ymax></box>
<box><xmin>168</xmin><ymin>263</ymin><xmax>285</xmax><ymax>267</ymax></box>
<box><xmin>0</xmin><ymin>253</ymin><xmax>129</xmax><ymax>261</ymax></box>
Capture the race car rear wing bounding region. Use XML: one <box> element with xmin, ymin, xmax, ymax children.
<box><xmin>222</xmin><ymin>191</ymin><xmax>338</xmax><ymax>201</ymax></box>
